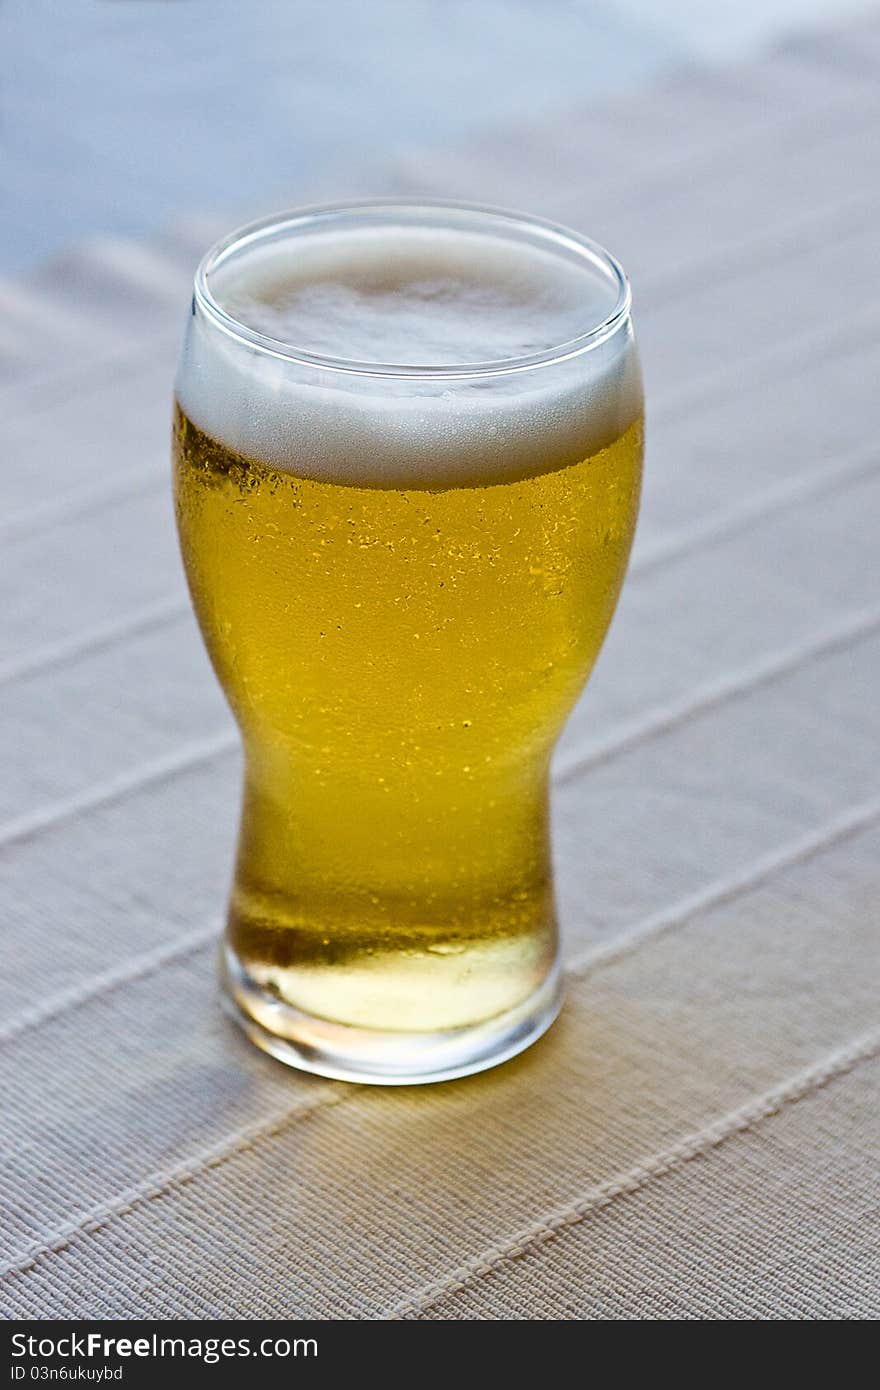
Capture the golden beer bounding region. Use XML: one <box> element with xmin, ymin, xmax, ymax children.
<box><xmin>173</xmin><ymin>203</ymin><xmax>643</xmax><ymax>1082</ymax></box>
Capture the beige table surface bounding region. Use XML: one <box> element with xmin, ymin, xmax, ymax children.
<box><xmin>1</xmin><ymin>19</ymin><xmax>879</xmax><ymax>1319</ymax></box>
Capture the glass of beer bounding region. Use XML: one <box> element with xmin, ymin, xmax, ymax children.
<box><xmin>173</xmin><ymin>201</ymin><xmax>643</xmax><ymax>1084</ymax></box>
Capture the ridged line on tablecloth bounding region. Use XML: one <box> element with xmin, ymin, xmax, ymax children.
<box><xmin>1</xmin><ymin>791</ymin><xmax>878</xmax><ymax>1283</ymax></box>
<box><xmin>0</xmin><ymin>328</ymin><xmax>177</xmax><ymax>418</ymax></box>
<box><xmin>628</xmin><ymin>188</ymin><xmax>878</xmax><ymax>309</ymax></box>
<box><xmin>626</xmin><ymin>442</ymin><xmax>880</xmax><ymax>580</ymax></box>
<box><xmin>0</xmin><ymin>921</ymin><xmax>221</xmax><ymax>1048</ymax></box>
<box><xmin>0</xmin><ymin>1086</ymin><xmax>354</xmax><ymax>1285</ymax></box>
<box><xmin>0</xmin><ymin>469</ymin><xmax>163</xmax><ymax>546</ymax></box>
<box><xmin>0</xmin><ymin>280</ymin><xmax>96</xmax><ymax>347</ymax></box>
<box><xmin>3</xmin><ymin>189</ymin><xmax>880</xmax><ymax>551</ymax></box>
<box><xmin>649</xmin><ymin>296</ymin><xmax>880</xmax><ymax>425</ymax></box>
<box><xmin>386</xmin><ymin>1026</ymin><xmax>880</xmax><ymax>1319</ymax></box>
<box><xmin>2</xmin><ymin>595</ymin><xmax>879</xmax><ymax>860</ymax></box>
<box><xmin>0</xmin><ymin>595</ymin><xmax>188</xmax><ymax>689</ymax></box>
<box><xmin>555</xmin><ymin>600</ymin><xmax>880</xmax><ymax>783</ymax></box>
<box><xmin>564</xmin><ymin>793</ymin><xmax>880</xmax><ymax>977</ymax></box>
<box><xmin>0</xmin><ymin>731</ymin><xmax>236</xmax><ymax>851</ymax></box>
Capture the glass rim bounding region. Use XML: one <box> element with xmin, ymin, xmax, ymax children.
<box><xmin>193</xmin><ymin>199</ymin><xmax>632</xmax><ymax>381</ymax></box>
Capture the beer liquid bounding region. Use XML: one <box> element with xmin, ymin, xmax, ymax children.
<box><xmin>173</xmin><ymin>407</ymin><xmax>642</xmax><ymax>1030</ymax></box>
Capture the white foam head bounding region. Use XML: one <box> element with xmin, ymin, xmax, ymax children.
<box><xmin>177</xmin><ymin>206</ymin><xmax>642</xmax><ymax>488</ymax></box>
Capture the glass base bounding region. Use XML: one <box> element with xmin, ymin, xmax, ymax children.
<box><xmin>220</xmin><ymin>943</ymin><xmax>564</xmax><ymax>1085</ymax></box>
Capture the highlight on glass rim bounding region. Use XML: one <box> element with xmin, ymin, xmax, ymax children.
<box><xmin>173</xmin><ymin>201</ymin><xmax>644</xmax><ymax>1083</ymax></box>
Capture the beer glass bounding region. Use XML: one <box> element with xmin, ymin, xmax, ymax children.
<box><xmin>173</xmin><ymin>201</ymin><xmax>643</xmax><ymax>1083</ymax></box>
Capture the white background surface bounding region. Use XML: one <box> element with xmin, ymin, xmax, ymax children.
<box><xmin>1</xmin><ymin>0</ymin><xmax>873</xmax><ymax>270</ymax></box>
